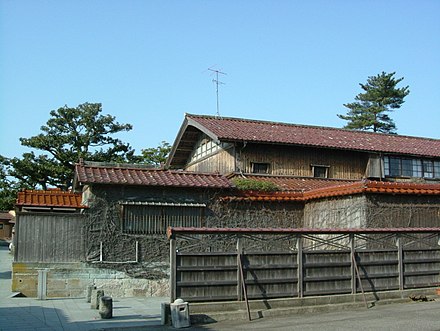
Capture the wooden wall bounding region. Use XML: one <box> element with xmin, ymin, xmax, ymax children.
<box><xmin>0</xmin><ymin>221</ymin><xmax>13</xmax><ymax>239</ymax></box>
<box><xmin>185</xmin><ymin>147</ymin><xmax>235</xmax><ymax>174</ymax></box>
<box><xmin>15</xmin><ymin>213</ymin><xmax>85</xmax><ymax>262</ymax></box>
<box><xmin>172</xmin><ymin>238</ymin><xmax>440</xmax><ymax>302</ymax></box>
<box><xmin>239</xmin><ymin>143</ymin><xmax>370</xmax><ymax>179</ymax></box>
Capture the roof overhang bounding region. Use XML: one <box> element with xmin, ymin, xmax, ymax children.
<box><xmin>166</xmin><ymin>114</ymin><xmax>223</xmax><ymax>169</ymax></box>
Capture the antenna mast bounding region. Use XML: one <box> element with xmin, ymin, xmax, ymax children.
<box><xmin>208</xmin><ymin>67</ymin><xmax>226</xmax><ymax>117</ymax></box>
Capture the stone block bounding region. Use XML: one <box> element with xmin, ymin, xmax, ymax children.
<box><xmin>91</xmin><ymin>289</ymin><xmax>104</xmax><ymax>309</ymax></box>
<box><xmin>99</xmin><ymin>296</ymin><xmax>113</xmax><ymax>319</ymax></box>
<box><xmin>47</xmin><ymin>279</ymin><xmax>68</xmax><ymax>290</ymax></box>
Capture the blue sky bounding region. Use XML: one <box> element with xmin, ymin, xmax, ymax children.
<box><xmin>1</xmin><ymin>0</ymin><xmax>439</xmax><ymax>159</ymax></box>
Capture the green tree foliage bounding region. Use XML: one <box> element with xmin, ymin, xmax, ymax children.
<box><xmin>338</xmin><ymin>72</ymin><xmax>410</xmax><ymax>134</ymax></box>
<box><xmin>2</xmin><ymin>103</ymin><xmax>135</xmax><ymax>191</ymax></box>
<box><xmin>140</xmin><ymin>141</ymin><xmax>171</xmax><ymax>167</ymax></box>
<box><xmin>0</xmin><ymin>156</ymin><xmax>24</xmax><ymax>210</ymax></box>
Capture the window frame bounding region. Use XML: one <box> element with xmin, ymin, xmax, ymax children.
<box><xmin>384</xmin><ymin>156</ymin><xmax>440</xmax><ymax>179</ymax></box>
<box><xmin>311</xmin><ymin>164</ymin><xmax>330</xmax><ymax>178</ymax></box>
<box><xmin>251</xmin><ymin>162</ymin><xmax>271</xmax><ymax>174</ymax></box>
<box><xmin>120</xmin><ymin>202</ymin><xmax>206</xmax><ymax>235</ymax></box>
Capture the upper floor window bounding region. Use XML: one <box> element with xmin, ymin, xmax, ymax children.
<box><xmin>384</xmin><ymin>156</ymin><xmax>440</xmax><ymax>179</ymax></box>
<box><xmin>311</xmin><ymin>165</ymin><xmax>329</xmax><ymax>178</ymax></box>
<box><xmin>252</xmin><ymin>162</ymin><xmax>270</xmax><ymax>174</ymax></box>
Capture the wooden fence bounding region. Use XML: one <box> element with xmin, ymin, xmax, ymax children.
<box><xmin>14</xmin><ymin>212</ymin><xmax>85</xmax><ymax>262</ymax></box>
<box><xmin>168</xmin><ymin>227</ymin><xmax>440</xmax><ymax>302</ymax></box>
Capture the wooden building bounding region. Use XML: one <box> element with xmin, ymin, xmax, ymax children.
<box><xmin>167</xmin><ymin>114</ymin><xmax>440</xmax><ymax>182</ymax></box>
<box><xmin>12</xmin><ymin>114</ymin><xmax>440</xmax><ymax>298</ymax></box>
<box><xmin>166</xmin><ymin>114</ymin><xmax>440</xmax><ymax>229</ymax></box>
<box><xmin>0</xmin><ymin>211</ymin><xmax>14</xmax><ymax>242</ymax></box>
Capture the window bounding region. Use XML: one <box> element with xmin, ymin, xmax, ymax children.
<box><xmin>252</xmin><ymin>162</ymin><xmax>270</xmax><ymax>174</ymax></box>
<box><xmin>384</xmin><ymin>156</ymin><xmax>440</xmax><ymax>179</ymax></box>
<box><xmin>388</xmin><ymin>157</ymin><xmax>401</xmax><ymax>177</ymax></box>
<box><xmin>121</xmin><ymin>202</ymin><xmax>205</xmax><ymax>235</ymax></box>
<box><xmin>311</xmin><ymin>165</ymin><xmax>329</xmax><ymax>178</ymax></box>
<box><xmin>413</xmin><ymin>159</ymin><xmax>422</xmax><ymax>177</ymax></box>
<box><xmin>435</xmin><ymin>161</ymin><xmax>440</xmax><ymax>178</ymax></box>
<box><xmin>423</xmin><ymin>160</ymin><xmax>434</xmax><ymax>178</ymax></box>
<box><xmin>401</xmin><ymin>159</ymin><xmax>413</xmax><ymax>177</ymax></box>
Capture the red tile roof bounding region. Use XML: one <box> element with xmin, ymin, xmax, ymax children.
<box><xmin>232</xmin><ymin>174</ymin><xmax>356</xmax><ymax>192</ymax></box>
<box><xmin>75</xmin><ymin>163</ymin><xmax>233</xmax><ymax>188</ymax></box>
<box><xmin>16</xmin><ymin>189</ymin><xmax>84</xmax><ymax>208</ymax></box>
<box><xmin>186</xmin><ymin>114</ymin><xmax>440</xmax><ymax>158</ymax></box>
<box><xmin>222</xmin><ymin>178</ymin><xmax>440</xmax><ymax>202</ymax></box>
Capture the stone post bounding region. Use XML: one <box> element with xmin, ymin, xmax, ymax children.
<box><xmin>91</xmin><ymin>289</ymin><xmax>104</xmax><ymax>309</ymax></box>
<box><xmin>99</xmin><ymin>296</ymin><xmax>113</xmax><ymax>319</ymax></box>
<box><xmin>86</xmin><ymin>285</ymin><xmax>96</xmax><ymax>303</ymax></box>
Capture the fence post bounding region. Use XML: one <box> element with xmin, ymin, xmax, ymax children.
<box><xmin>296</xmin><ymin>235</ymin><xmax>303</xmax><ymax>298</ymax></box>
<box><xmin>237</xmin><ymin>236</ymin><xmax>243</xmax><ymax>301</ymax></box>
<box><xmin>396</xmin><ymin>235</ymin><xmax>404</xmax><ymax>291</ymax></box>
<box><xmin>350</xmin><ymin>234</ymin><xmax>356</xmax><ymax>294</ymax></box>
<box><xmin>170</xmin><ymin>237</ymin><xmax>177</xmax><ymax>302</ymax></box>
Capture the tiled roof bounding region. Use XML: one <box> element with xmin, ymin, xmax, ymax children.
<box><xmin>0</xmin><ymin>212</ymin><xmax>13</xmax><ymax>221</ymax></box>
<box><xmin>16</xmin><ymin>189</ymin><xmax>84</xmax><ymax>208</ymax></box>
<box><xmin>186</xmin><ymin>114</ymin><xmax>440</xmax><ymax>158</ymax></box>
<box><xmin>305</xmin><ymin>180</ymin><xmax>440</xmax><ymax>200</ymax></box>
<box><xmin>75</xmin><ymin>163</ymin><xmax>233</xmax><ymax>188</ymax></box>
<box><xmin>222</xmin><ymin>178</ymin><xmax>440</xmax><ymax>202</ymax></box>
<box><xmin>232</xmin><ymin>174</ymin><xmax>356</xmax><ymax>192</ymax></box>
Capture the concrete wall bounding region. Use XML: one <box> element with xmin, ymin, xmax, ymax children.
<box><xmin>12</xmin><ymin>262</ymin><xmax>169</xmax><ymax>298</ymax></box>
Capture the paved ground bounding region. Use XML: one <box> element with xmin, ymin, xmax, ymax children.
<box><xmin>0</xmin><ymin>245</ymin><xmax>167</xmax><ymax>331</ymax></box>
<box><xmin>2</xmin><ymin>245</ymin><xmax>440</xmax><ymax>330</ymax></box>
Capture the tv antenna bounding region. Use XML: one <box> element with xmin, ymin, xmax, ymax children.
<box><xmin>207</xmin><ymin>66</ymin><xmax>226</xmax><ymax>117</ymax></box>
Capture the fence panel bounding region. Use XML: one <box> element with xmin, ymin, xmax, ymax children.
<box><xmin>170</xmin><ymin>228</ymin><xmax>440</xmax><ymax>303</ymax></box>
<box><xmin>15</xmin><ymin>212</ymin><xmax>85</xmax><ymax>262</ymax></box>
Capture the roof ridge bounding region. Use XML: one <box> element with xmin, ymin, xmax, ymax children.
<box><xmin>78</xmin><ymin>163</ymin><xmax>227</xmax><ymax>177</ymax></box>
<box><xmin>20</xmin><ymin>189</ymin><xmax>77</xmax><ymax>195</ymax></box>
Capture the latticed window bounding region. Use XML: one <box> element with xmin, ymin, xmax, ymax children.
<box><xmin>120</xmin><ymin>202</ymin><xmax>205</xmax><ymax>234</ymax></box>
<box><xmin>384</xmin><ymin>156</ymin><xmax>440</xmax><ymax>179</ymax></box>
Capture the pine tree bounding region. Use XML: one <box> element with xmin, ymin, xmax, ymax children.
<box><xmin>338</xmin><ymin>72</ymin><xmax>410</xmax><ymax>134</ymax></box>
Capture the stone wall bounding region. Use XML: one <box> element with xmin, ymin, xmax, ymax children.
<box><xmin>304</xmin><ymin>195</ymin><xmax>368</xmax><ymax>228</ymax></box>
<box><xmin>12</xmin><ymin>262</ymin><xmax>169</xmax><ymax>298</ymax></box>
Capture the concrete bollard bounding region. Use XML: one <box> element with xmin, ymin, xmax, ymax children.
<box><xmin>99</xmin><ymin>296</ymin><xmax>113</xmax><ymax>319</ymax></box>
<box><xmin>91</xmin><ymin>289</ymin><xmax>104</xmax><ymax>309</ymax></box>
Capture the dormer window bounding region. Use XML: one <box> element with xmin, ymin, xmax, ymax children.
<box><xmin>312</xmin><ymin>165</ymin><xmax>329</xmax><ymax>178</ymax></box>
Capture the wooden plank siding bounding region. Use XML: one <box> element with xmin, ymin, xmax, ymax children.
<box><xmin>15</xmin><ymin>213</ymin><xmax>85</xmax><ymax>263</ymax></box>
<box><xmin>185</xmin><ymin>146</ymin><xmax>235</xmax><ymax>173</ymax></box>
<box><xmin>184</xmin><ymin>142</ymin><xmax>371</xmax><ymax>179</ymax></box>
<box><xmin>240</xmin><ymin>143</ymin><xmax>370</xmax><ymax>179</ymax></box>
<box><xmin>175</xmin><ymin>249</ymin><xmax>440</xmax><ymax>302</ymax></box>
<box><xmin>172</xmin><ymin>233</ymin><xmax>440</xmax><ymax>302</ymax></box>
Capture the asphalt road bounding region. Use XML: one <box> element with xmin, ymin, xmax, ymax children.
<box><xmin>203</xmin><ymin>300</ymin><xmax>440</xmax><ymax>331</ymax></box>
